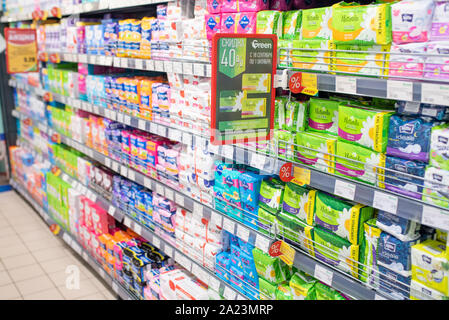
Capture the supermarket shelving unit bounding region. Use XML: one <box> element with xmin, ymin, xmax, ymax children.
<box><xmin>3</xmin><ymin>0</ymin><xmax>449</xmax><ymax>301</ymax></box>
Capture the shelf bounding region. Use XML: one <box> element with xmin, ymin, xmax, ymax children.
<box><xmin>277</xmin><ymin>70</ymin><xmax>449</xmax><ymax>107</ymax></box>
<box><xmin>10</xmin><ymin>179</ymin><xmax>137</xmax><ymax>300</ymax></box>
<box><xmin>1</xmin><ymin>0</ymin><xmax>172</xmax><ymax>23</ymax></box>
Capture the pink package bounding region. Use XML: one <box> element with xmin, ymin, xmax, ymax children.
<box><xmin>207</xmin><ymin>0</ymin><xmax>222</xmax><ymax>13</ymax></box>
<box><xmin>205</xmin><ymin>14</ymin><xmax>222</xmax><ymax>40</ymax></box>
<box><xmin>91</xmin><ymin>205</ymin><xmax>109</xmax><ymax>235</ymax></box>
<box><xmin>221</xmin><ymin>12</ymin><xmax>256</xmax><ymax>33</ymax></box>
<box><xmin>239</xmin><ymin>0</ymin><xmax>269</xmax><ymax>12</ymax></box>
<box><xmin>222</xmin><ymin>0</ymin><xmax>237</xmax><ymax>12</ymax></box>
<box><xmin>270</xmin><ymin>0</ymin><xmax>293</xmax><ymax>10</ymax></box>
<box><xmin>389</xmin><ymin>43</ymin><xmax>427</xmax><ymax>78</ymax></box>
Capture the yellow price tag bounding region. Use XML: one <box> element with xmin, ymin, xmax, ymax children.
<box><xmin>293</xmin><ymin>166</ymin><xmax>311</xmax><ymax>186</ymax></box>
<box><xmin>301</xmin><ymin>73</ymin><xmax>318</xmax><ymax>96</ymax></box>
<box><xmin>279</xmin><ymin>241</ymin><xmax>295</xmax><ymax>266</ymax></box>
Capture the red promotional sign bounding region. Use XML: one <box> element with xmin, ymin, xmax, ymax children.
<box><xmin>268</xmin><ymin>240</ymin><xmax>283</xmax><ymax>257</ymax></box>
<box><xmin>279</xmin><ymin>162</ymin><xmax>293</xmax><ymax>183</ymax></box>
<box><xmin>4</xmin><ymin>28</ymin><xmax>38</xmax><ymax>74</ymax></box>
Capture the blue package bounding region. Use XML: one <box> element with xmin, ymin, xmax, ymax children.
<box><xmin>230</xmin><ymin>244</ymin><xmax>242</xmax><ymax>268</ymax></box>
<box><xmin>243</xmin><ymin>212</ymin><xmax>259</xmax><ymax>230</ymax></box>
<box><xmin>228</xmin><ymin>232</ymin><xmax>240</xmax><ymax>247</ymax></box>
<box><xmin>223</xmin><ymin>169</ymin><xmax>242</xmax><ymax>204</ymax></box>
<box><xmin>378</xmin><ymin>232</ymin><xmax>421</xmax><ymax>276</ymax></box>
<box><xmin>240</xmin><ymin>251</ymin><xmax>258</xmax><ymax>281</ymax></box>
<box><xmin>378</xmin><ymin>265</ymin><xmax>411</xmax><ymax>300</ymax></box>
<box><xmin>214</xmin><ymin>161</ymin><xmax>231</xmax><ymax>188</ymax></box>
<box><xmin>237</xmin><ymin>237</ymin><xmax>255</xmax><ymax>256</ymax></box>
<box><xmin>387</xmin><ymin>115</ymin><xmax>434</xmax><ymax>162</ymax></box>
<box><xmin>384</xmin><ymin>156</ymin><xmax>426</xmax><ymax>200</ymax></box>
<box><xmin>229</xmin><ymin>266</ymin><xmax>246</xmax><ymax>295</ymax></box>
<box><xmin>215</xmin><ymin>264</ymin><xmax>230</xmax><ymax>283</ymax></box>
<box><xmin>243</xmin><ymin>281</ymin><xmax>259</xmax><ymax>300</ymax></box>
<box><xmin>238</xmin><ymin>172</ymin><xmax>263</xmax><ymax>213</ymax></box>
<box><xmin>396</xmin><ymin>101</ymin><xmax>449</xmax><ymax>121</ymax></box>
<box><xmin>216</xmin><ymin>251</ymin><xmax>231</xmax><ymax>270</ymax></box>
<box><xmin>215</xmin><ymin>197</ymin><xmax>228</xmax><ymax>215</ymax></box>
<box><xmin>376</xmin><ymin>210</ymin><xmax>421</xmax><ymax>241</ymax></box>
<box><xmin>228</xmin><ymin>207</ymin><xmax>244</xmax><ymax>223</ymax></box>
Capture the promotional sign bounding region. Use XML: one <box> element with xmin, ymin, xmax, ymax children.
<box><xmin>211</xmin><ymin>34</ymin><xmax>277</xmax><ymax>146</ymax></box>
<box><xmin>4</xmin><ymin>28</ymin><xmax>38</xmax><ymax>74</ymax></box>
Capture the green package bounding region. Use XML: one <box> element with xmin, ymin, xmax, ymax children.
<box><xmin>259</xmin><ymin>177</ymin><xmax>285</xmax><ymax>214</ymax></box>
<box><xmin>276</xmin><ymin>283</ymin><xmax>293</xmax><ymax>300</ymax></box>
<box><xmin>274</xmin><ymin>96</ymin><xmax>288</xmax><ymax>130</ymax></box>
<box><xmin>314</xmin><ymin>191</ymin><xmax>374</xmax><ymax>245</ymax></box>
<box><xmin>422</xmin><ymin>166</ymin><xmax>449</xmax><ymax>209</ymax></box>
<box><xmin>289</xmin><ymin>271</ymin><xmax>317</xmax><ymax>300</ymax></box>
<box><xmin>330</xmin><ymin>2</ymin><xmax>392</xmax><ymax>45</ymax></box>
<box><xmin>335</xmin><ymin>140</ymin><xmax>386</xmax><ymax>186</ymax></box>
<box><xmin>281</xmin><ymin>182</ymin><xmax>316</xmax><ymax>225</ymax></box>
<box><xmin>242</xmin><ymin>73</ymin><xmax>271</xmax><ymax>94</ymax></box>
<box><xmin>277</xmin><ymin>211</ymin><xmax>315</xmax><ymax>256</ymax></box>
<box><xmin>256</xmin><ymin>10</ymin><xmax>283</xmax><ymax>37</ymax></box>
<box><xmin>291</xmin><ymin>39</ymin><xmax>331</xmax><ymax>72</ymax></box>
<box><xmin>313</xmin><ymin>226</ymin><xmax>360</xmax><ymax>279</ymax></box>
<box><xmin>282</xmin><ymin>10</ymin><xmax>302</xmax><ymax>40</ymax></box>
<box><xmin>278</xmin><ymin>39</ymin><xmax>293</xmax><ymax>68</ymax></box>
<box><xmin>338</xmin><ymin>104</ymin><xmax>392</xmax><ymax>153</ymax></box>
<box><xmin>283</xmin><ymin>100</ymin><xmax>308</xmax><ymax>132</ymax></box>
<box><xmin>275</xmin><ymin>130</ymin><xmax>295</xmax><ymax>161</ymax></box>
<box><xmin>258</xmin><ymin>206</ymin><xmax>277</xmax><ymax>236</ymax></box>
<box><xmin>295</xmin><ymin>131</ymin><xmax>337</xmax><ymax>174</ymax></box>
<box><xmin>430</xmin><ymin>123</ymin><xmax>449</xmax><ymax>171</ymax></box>
<box><xmin>359</xmin><ymin>218</ymin><xmax>381</xmax><ymax>287</ymax></box>
<box><xmin>252</xmin><ymin>247</ymin><xmax>287</xmax><ymax>285</ymax></box>
<box><xmin>300</xmin><ymin>7</ymin><xmax>333</xmax><ymax>40</ymax></box>
<box><xmin>307</xmin><ymin>98</ymin><xmax>340</xmax><ymax>135</ymax></box>
<box><xmin>315</xmin><ymin>282</ymin><xmax>347</xmax><ymax>300</ymax></box>
<box><xmin>259</xmin><ymin>277</ymin><xmax>277</xmax><ymax>300</ymax></box>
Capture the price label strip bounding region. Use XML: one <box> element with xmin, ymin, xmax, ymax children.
<box><xmin>334</xmin><ymin>180</ymin><xmax>356</xmax><ymax>201</ymax></box>
<box><xmin>373</xmin><ymin>191</ymin><xmax>398</xmax><ymax>214</ymax></box>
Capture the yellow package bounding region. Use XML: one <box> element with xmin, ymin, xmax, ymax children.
<box><xmin>140</xmin><ymin>17</ymin><xmax>154</xmax><ymax>59</ymax></box>
<box><xmin>291</xmin><ymin>40</ymin><xmax>331</xmax><ymax>71</ymax></box>
<box><xmin>242</xmin><ymin>73</ymin><xmax>271</xmax><ymax>93</ymax></box>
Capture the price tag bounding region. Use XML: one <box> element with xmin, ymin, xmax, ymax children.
<box><xmin>117</xmin><ymin>113</ymin><xmax>124</xmax><ymax>123</ymax></box>
<box><xmin>152</xmin><ymin>236</ymin><xmax>160</xmax><ymax>248</ymax></box>
<box><xmin>173</xmin><ymin>61</ymin><xmax>183</xmax><ymax>73</ymax></box>
<box><xmin>181</xmin><ymin>256</ymin><xmax>192</xmax><ymax>272</ymax></box>
<box><xmin>165</xmin><ymin>189</ymin><xmax>174</xmax><ymax>201</ymax></box>
<box><xmin>210</xmin><ymin>212</ymin><xmax>223</xmax><ymax>227</ymax></box>
<box><xmin>193</xmin><ymin>63</ymin><xmax>205</xmax><ymax>76</ymax></box>
<box><xmin>93</xmin><ymin>105</ymin><xmax>99</xmax><ymax>115</ymax></box>
<box><xmin>124</xmin><ymin>115</ymin><xmax>131</xmax><ymax>126</ymax></box>
<box><xmin>223</xmin><ymin>217</ymin><xmax>235</xmax><ymax>234</ymax></box>
<box><xmin>255</xmin><ymin>234</ymin><xmax>271</xmax><ymax>253</ymax></box>
<box><xmin>387</xmin><ymin>80</ymin><xmax>413</xmax><ymax>101</ymax></box>
<box><xmin>109</xmin><ymin>110</ymin><xmax>117</xmax><ymax>121</ymax></box>
<box><xmin>373</xmin><ymin>191</ymin><xmax>398</xmax><ymax>214</ymax></box>
<box><xmin>156</xmin><ymin>183</ymin><xmax>164</xmax><ymax>196</ymax></box>
<box><xmin>104</xmin><ymin>56</ymin><xmax>113</xmax><ymax>66</ymax></box>
<box><xmin>121</xmin><ymin>58</ymin><xmax>128</xmax><ymax>68</ymax></box>
<box><xmin>422</xmin><ymin>108</ymin><xmax>438</xmax><ymax>117</ymax></box>
<box><xmin>89</xmin><ymin>55</ymin><xmax>96</xmax><ymax>64</ymax></box>
<box><xmin>62</xmin><ymin>232</ymin><xmax>72</xmax><ymax>245</ymax></box>
<box><xmin>62</xmin><ymin>174</ymin><xmax>69</xmax><ymax>183</ymax></box>
<box><xmin>236</xmin><ymin>294</ymin><xmax>246</xmax><ymax>300</ymax></box>
<box><xmin>183</xmin><ymin>63</ymin><xmax>193</xmax><ymax>75</ymax></box>
<box><xmin>314</xmin><ymin>264</ymin><xmax>333</xmax><ymax>286</ymax></box>
<box><xmin>182</xmin><ymin>132</ymin><xmax>192</xmax><ymax>146</ymax></box>
<box><xmin>223</xmin><ymin>286</ymin><xmax>237</xmax><ymax>300</ymax></box>
<box><xmin>143</xmin><ymin>178</ymin><xmax>152</xmax><ymax>189</ymax></box>
<box><xmin>175</xmin><ymin>193</ymin><xmax>185</xmax><ymax>207</ymax></box>
<box><xmin>133</xmin><ymin>223</ymin><xmax>142</xmax><ymax>235</ymax></box>
<box><xmin>105</xmin><ymin>157</ymin><xmax>111</xmax><ymax>168</ymax></box>
<box><xmin>113</xmin><ymin>57</ymin><xmax>121</xmax><ymax>67</ymax></box>
<box><xmin>154</xmin><ymin>60</ymin><xmax>164</xmax><ymax>72</ymax></box>
<box><xmin>164</xmin><ymin>61</ymin><xmax>173</xmax><ymax>73</ymax></box>
<box><xmin>422</xmin><ymin>83</ymin><xmax>449</xmax><ymax>106</ymax></box>
<box><xmin>112</xmin><ymin>161</ymin><xmax>119</xmax><ymax>172</ymax></box>
<box><xmin>168</xmin><ymin>129</ymin><xmax>181</xmax><ymax>142</ymax></box>
<box><xmin>124</xmin><ymin>217</ymin><xmax>132</xmax><ymax>228</ymax></box>
<box><xmin>422</xmin><ymin>206</ymin><xmax>449</xmax><ymax>231</ymax></box>
<box><xmin>112</xmin><ymin>282</ymin><xmax>119</xmax><ymax>294</ymax></box>
<box><xmin>146</xmin><ymin>60</ymin><xmax>154</xmax><ymax>71</ymax></box>
<box><xmin>120</xmin><ymin>166</ymin><xmax>128</xmax><ymax>177</ymax></box>
<box><xmin>164</xmin><ymin>245</ymin><xmax>174</xmax><ymax>257</ymax></box>
<box><xmin>79</xmin><ymin>54</ymin><xmax>87</xmax><ymax>64</ymax></box>
<box><xmin>222</xmin><ymin>145</ymin><xmax>234</xmax><ymax>160</ymax></box>
<box><xmin>99</xmin><ymin>268</ymin><xmax>106</xmax><ymax>280</ymax></box>
<box><xmin>127</xmin><ymin>170</ymin><xmax>135</xmax><ymax>181</ymax></box>
<box><xmin>138</xmin><ymin>119</ymin><xmax>146</xmax><ymax>130</ymax></box>
<box><xmin>193</xmin><ymin>202</ymin><xmax>203</xmax><ymax>217</ymax></box>
<box><xmin>208</xmin><ymin>277</ymin><xmax>220</xmax><ymax>292</ymax></box>
<box><xmin>135</xmin><ymin>59</ymin><xmax>143</xmax><ymax>70</ymax></box>
<box><xmin>335</xmin><ymin>76</ymin><xmax>357</xmax><ymax>95</ymax></box>
<box><xmin>208</xmin><ymin>143</ymin><xmax>219</xmax><ymax>155</ymax></box>
<box><xmin>82</xmin><ymin>251</ymin><xmax>88</xmax><ymax>262</ymax></box>
<box><xmin>192</xmin><ymin>264</ymin><xmax>209</xmax><ymax>284</ymax></box>
<box><xmin>403</xmin><ymin>101</ymin><xmax>420</xmax><ymax>113</ymax></box>
<box><xmin>236</xmin><ymin>225</ymin><xmax>250</xmax><ymax>242</ymax></box>
<box><xmin>250</xmin><ymin>153</ymin><xmax>266</xmax><ymax>170</ymax></box>
<box><xmin>334</xmin><ymin>180</ymin><xmax>356</xmax><ymax>201</ymax></box>
<box><xmin>157</xmin><ymin>125</ymin><xmax>166</xmax><ymax>137</ymax></box>
<box><xmin>206</xmin><ymin>64</ymin><xmax>212</xmax><ymax>78</ymax></box>
<box><xmin>108</xmin><ymin>206</ymin><xmax>116</xmax><ymax>217</ymax></box>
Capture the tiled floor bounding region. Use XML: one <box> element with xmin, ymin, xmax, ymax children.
<box><xmin>0</xmin><ymin>190</ymin><xmax>118</xmax><ymax>300</ymax></box>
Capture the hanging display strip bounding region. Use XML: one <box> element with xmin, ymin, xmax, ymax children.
<box><xmin>14</xmin><ymin>112</ymin><xmax>399</xmax><ymax>301</ymax></box>
<box><xmin>0</xmin><ymin>0</ymin><xmax>173</xmax><ymax>22</ymax></box>
<box><xmin>276</xmin><ymin>70</ymin><xmax>449</xmax><ymax>108</ymax></box>
<box><xmin>9</xmin><ymin>179</ymin><xmax>137</xmax><ymax>300</ymax></box>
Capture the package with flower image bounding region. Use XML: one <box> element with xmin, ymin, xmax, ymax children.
<box><xmin>313</xmin><ymin>191</ymin><xmax>374</xmax><ymax>245</ymax></box>
<box><xmin>295</xmin><ymin>131</ymin><xmax>337</xmax><ymax>174</ymax></box>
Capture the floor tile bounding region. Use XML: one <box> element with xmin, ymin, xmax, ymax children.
<box><xmin>87</xmin><ymin>274</ymin><xmax>110</xmax><ymax>291</ymax></box>
<box><xmin>2</xmin><ymin>253</ymin><xmax>37</xmax><ymax>269</ymax></box>
<box><xmin>0</xmin><ymin>243</ymin><xmax>29</xmax><ymax>258</ymax></box>
<box><xmin>39</xmin><ymin>256</ymin><xmax>78</xmax><ymax>274</ymax></box>
<box><xmin>13</xmin><ymin>222</ymin><xmax>47</xmax><ymax>234</ymax></box>
<box><xmin>25</xmin><ymin>237</ymin><xmax>63</xmax><ymax>252</ymax></box>
<box><xmin>0</xmin><ymin>226</ymin><xmax>17</xmax><ymax>238</ymax></box>
<box><xmin>57</xmin><ymin>279</ymin><xmax>99</xmax><ymax>300</ymax></box>
<box><xmin>32</xmin><ymin>247</ymin><xmax>68</xmax><ymax>263</ymax></box>
<box><xmin>19</xmin><ymin>230</ymin><xmax>55</xmax><ymax>243</ymax></box>
<box><xmin>0</xmin><ymin>283</ymin><xmax>21</xmax><ymax>299</ymax></box>
<box><xmin>23</xmin><ymin>287</ymin><xmax>65</xmax><ymax>300</ymax></box>
<box><xmin>102</xmin><ymin>289</ymin><xmax>118</xmax><ymax>300</ymax></box>
<box><xmin>47</xmin><ymin>269</ymin><xmax>90</xmax><ymax>287</ymax></box>
<box><xmin>8</xmin><ymin>264</ymin><xmax>45</xmax><ymax>282</ymax></box>
<box><xmin>15</xmin><ymin>274</ymin><xmax>55</xmax><ymax>296</ymax></box>
<box><xmin>0</xmin><ymin>270</ymin><xmax>12</xmax><ymax>286</ymax></box>
<box><xmin>76</xmin><ymin>292</ymin><xmax>106</xmax><ymax>300</ymax></box>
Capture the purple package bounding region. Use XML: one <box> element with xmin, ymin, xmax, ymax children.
<box><xmin>270</xmin><ymin>0</ymin><xmax>293</xmax><ymax>10</ymax></box>
<box><xmin>424</xmin><ymin>41</ymin><xmax>449</xmax><ymax>80</ymax></box>
<box><xmin>430</xmin><ymin>2</ymin><xmax>449</xmax><ymax>41</ymax></box>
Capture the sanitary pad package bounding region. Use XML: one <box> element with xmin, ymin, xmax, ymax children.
<box><xmin>314</xmin><ymin>282</ymin><xmax>347</xmax><ymax>300</ymax></box>
<box><xmin>313</xmin><ymin>226</ymin><xmax>360</xmax><ymax>279</ymax></box>
<box><xmin>378</xmin><ymin>264</ymin><xmax>411</xmax><ymax>300</ymax></box>
<box><xmin>335</xmin><ymin>140</ymin><xmax>386</xmax><ymax>187</ymax></box>
<box><xmin>389</xmin><ymin>43</ymin><xmax>427</xmax><ymax>78</ymax></box>
<box><xmin>384</xmin><ymin>156</ymin><xmax>426</xmax><ymax>200</ymax></box>
<box><xmin>258</xmin><ymin>177</ymin><xmax>285</xmax><ymax>214</ymax></box>
<box><xmin>411</xmin><ymin>279</ymin><xmax>449</xmax><ymax>300</ymax></box>
<box><xmin>359</xmin><ymin>219</ymin><xmax>381</xmax><ymax>287</ymax></box>
<box><xmin>314</xmin><ymin>191</ymin><xmax>374</xmax><ymax>245</ymax></box>
<box><xmin>338</xmin><ymin>104</ymin><xmax>393</xmax><ymax>153</ymax></box>
<box><xmin>283</xmin><ymin>100</ymin><xmax>308</xmax><ymax>132</ymax></box>
<box><xmin>411</xmin><ymin>239</ymin><xmax>449</xmax><ymax>296</ymax></box>
<box><xmin>221</xmin><ymin>12</ymin><xmax>257</xmax><ymax>34</ymax></box>
<box><xmin>300</xmin><ymin>7</ymin><xmax>332</xmax><ymax>40</ymax></box>
<box><xmin>387</xmin><ymin>115</ymin><xmax>433</xmax><ymax>162</ymax></box>
<box><xmin>391</xmin><ymin>0</ymin><xmax>435</xmax><ymax>44</ymax></box>
<box><xmin>282</xmin><ymin>10</ymin><xmax>302</xmax><ymax>40</ymax></box>
<box><xmin>290</xmin><ymin>40</ymin><xmax>332</xmax><ymax>71</ymax></box>
<box><xmin>424</xmin><ymin>41</ymin><xmax>449</xmax><ymax>80</ymax></box>
<box><xmin>256</xmin><ymin>10</ymin><xmax>283</xmax><ymax>37</ymax></box>
<box><xmin>431</xmin><ymin>2</ymin><xmax>449</xmax><ymax>41</ymax></box>
<box><xmin>252</xmin><ymin>247</ymin><xmax>288</xmax><ymax>285</ymax></box>
<box><xmin>423</xmin><ymin>166</ymin><xmax>449</xmax><ymax>209</ymax></box>
<box><xmin>295</xmin><ymin>131</ymin><xmax>337</xmax><ymax>174</ymax></box>
<box><xmin>281</xmin><ymin>181</ymin><xmax>316</xmax><ymax>225</ymax></box>
<box><xmin>376</xmin><ymin>210</ymin><xmax>421</xmax><ymax>242</ymax></box>
<box><xmin>289</xmin><ymin>271</ymin><xmax>317</xmax><ymax>300</ymax></box>
<box><xmin>430</xmin><ymin>123</ymin><xmax>449</xmax><ymax>170</ymax></box>
<box><xmin>276</xmin><ymin>211</ymin><xmax>315</xmax><ymax>255</ymax></box>
<box><xmin>308</xmin><ymin>98</ymin><xmax>340</xmax><ymax>135</ymax></box>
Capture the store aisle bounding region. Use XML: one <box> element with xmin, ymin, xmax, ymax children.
<box><xmin>0</xmin><ymin>190</ymin><xmax>117</xmax><ymax>300</ymax></box>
